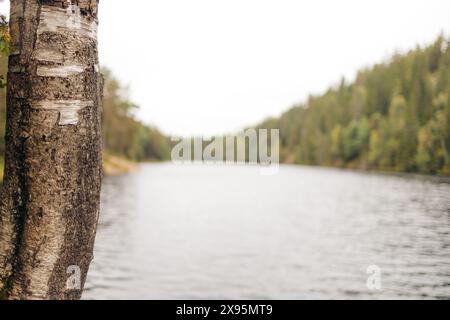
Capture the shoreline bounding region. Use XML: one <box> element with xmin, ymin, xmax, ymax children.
<box><xmin>136</xmin><ymin>160</ymin><xmax>450</xmax><ymax>181</ymax></box>
<box><xmin>0</xmin><ymin>156</ymin><xmax>448</xmax><ymax>181</ymax></box>
<box><xmin>103</xmin><ymin>154</ymin><xmax>139</xmax><ymax>176</ymax></box>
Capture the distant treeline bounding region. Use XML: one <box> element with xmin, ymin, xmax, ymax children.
<box><xmin>0</xmin><ymin>59</ymin><xmax>171</xmax><ymax>163</ymax></box>
<box><xmin>258</xmin><ymin>35</ymin><xmax>450</xmax><ymax>175</ymax></box>
<box><xmin>1</xmin><ymin>35</ymin><xmax>449</xmax><ymax>175</ymax></box>
<box><xmin>101</xmin><ymin>69</ymin><xmax>170</xmax><ymax>161</ymax></box>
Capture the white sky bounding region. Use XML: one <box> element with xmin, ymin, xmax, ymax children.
<box><xmin>1</xmin><ymin>1</ymin><xmax>450</xmax><ymax>136</ymax></box>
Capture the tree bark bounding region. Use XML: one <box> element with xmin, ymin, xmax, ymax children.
<box><xmin>0</xmin><ymin>0</ymin><xmax>102</xmax><ymax>300</ymax></box>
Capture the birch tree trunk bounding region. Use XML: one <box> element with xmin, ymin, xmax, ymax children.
<box><xmin>0</xmin><ymin>0</ymin><xmax>102</xmax><ymax>300</ymax></box>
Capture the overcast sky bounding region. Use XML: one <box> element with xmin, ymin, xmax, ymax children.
<box><xmin>1</xmin><ymin>1</ymin><xmax>450</xmax><ymax>136</ymax></box>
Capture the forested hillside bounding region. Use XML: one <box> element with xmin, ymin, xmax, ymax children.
<box><xmin>258</xmin><ymin>36</ymin><xmax>450</xmax><ymax>174</ymax></box>
<box><xmin>0</xmin><ymin>26</ymin><xmax>449</xmax><ymax>175</ymax></box>
<box><xmin>101</xmin><ymin>69</ymin><xmax>170</xmax><ymax>161</ymax></box>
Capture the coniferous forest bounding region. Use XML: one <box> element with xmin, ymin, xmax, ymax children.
<box><xmin>0</xmin><ymin>32</ymin><xmax>449</xmax><ymax>175</ymax></box>
<box><xmin>258</xmin><ymin>35</ymin><xmax>450</xmax><ymax>175</ymax></box>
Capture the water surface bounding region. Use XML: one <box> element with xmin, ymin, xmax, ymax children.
<box><xmin>84</xmin><ymin>163</ymin><xmax>450</xmax><ymax>299</ymax></box>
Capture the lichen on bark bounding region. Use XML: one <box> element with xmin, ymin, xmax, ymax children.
<box><xmin>0</xmin><ymin>0</ymin><xmax>102</xmax><ymax>300</ymax></box>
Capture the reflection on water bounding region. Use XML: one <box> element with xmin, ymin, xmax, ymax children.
<box><xmin>84</xmin><ymin>163</ymin><xmax>450</xmax><ymax>299</ymax></box>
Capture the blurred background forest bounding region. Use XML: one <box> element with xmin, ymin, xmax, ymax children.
<box><xmin>259</xmin><ymin>35</ymin><xmax>450</xmax><ymax>175</ymax></box>
<box><xmin>0</xmin><ymin>32</ymin><xmax>449</xmax><ymax>176</ymax></box>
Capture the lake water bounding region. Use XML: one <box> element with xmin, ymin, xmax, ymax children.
<box><xmin>83</xmin><ymin>163</ymin><xmax>450</xmax><ymax>300</ymax></box>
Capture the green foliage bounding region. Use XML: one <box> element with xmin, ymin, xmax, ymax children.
<box><xmin>342</xmin><ymin>117</ymin><xmax>370</xmax><ymax>162</ymax></box>
<box><xmin>0</xmin><ymin>15</ymin><xmax>10</xmax><ymax>89</ymax></box>
<box><xmin>0</xmin><ymin>22</ymin><xmax>448</xmax><ymax>175</ymax></box>
<box><xmin>267</xmin><ymin>35</ymin><xmax>450</xmax><ymax>175</ymax></box>
<box><xmin>102</xmin><ymin>69</ymin><xmax>171</xmax><ymax>161</ymax></box>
